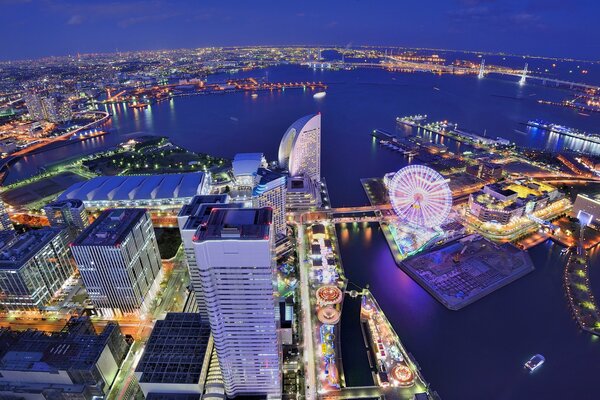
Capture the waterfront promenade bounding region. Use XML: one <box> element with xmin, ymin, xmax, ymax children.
<box><xmin>564</xmin><ymin>253</ymin><xmax>600</xmax><ymax>336</ymax></box>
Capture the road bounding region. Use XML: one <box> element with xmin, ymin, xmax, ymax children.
<box><xmin>296</xmin><ymin>224</ymin><xmax>317</xmax><ymax>400</ymax></box>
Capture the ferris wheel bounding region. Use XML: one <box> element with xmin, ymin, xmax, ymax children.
<box><xmin>388</xmin><ymin>165</ymin><xmax>452</xmax><ymax>228</ymax></box>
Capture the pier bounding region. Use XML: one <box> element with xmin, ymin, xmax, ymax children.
<box><xmin>564</xmin><ymin>244</ymin><xmax>600</xmax><ymax>336</ymax></box>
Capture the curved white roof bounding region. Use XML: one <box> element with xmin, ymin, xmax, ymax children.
<box><xmin>58</xmin><ymin>172</ymin><xmax>205</xmax><ymax>203</ymax></box>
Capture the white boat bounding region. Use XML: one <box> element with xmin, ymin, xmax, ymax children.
<box><xmin>251</xmin><ymin>93</ymin><xmax>258</xmax><ymax>98</ymax></box>
<box><xmin>313</xmin><ymin>91</ymin><xmax>326</xmax><ymax>99</ymax></box>
<box><xmin>525</xmin><ymin>354</ymin><xmax>545</xmax><ymax>372</ymax></box>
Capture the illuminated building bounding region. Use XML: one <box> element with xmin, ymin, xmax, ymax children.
<box><xmin>192</xmin><ymin>208</ymin><xmax>281</xmax><ymax>399</ymax></box>
<box><xmin>43</xmin><ymin>199</ymin><xmax>89</xmax><ymax>240</ymax></box>
<box><xmin>253</xmin><ymin>168</ymin><xmax>287</xmax><ymax>237</ymax></box>
<box><xmin>23</xmin><ymin>89</ymin><xmax>72</xmax><ymax>123</ymax></box>
<box><xmin>0</xmin><ymin>200</ymin><xmax>13</xmax><ymax>232</ymax></box>
<box><xmin>468</xmin><ymin>180</ymin><xmax>561</xmax><ymax>224</ymax></box>
<box><xmin>285</xmin><ymin>174</ymin><xmax>321</xmax><ymax>210</ymax></box>
<box><xmin>573</xmin><ymin>194</ymin><xmax>600</xmax><ymax>226</ymax></box>
<box><xmin>232</xmin><ymin>152</ymin><xmax>267</xmax><ymax>196</ymax></box>
<box><xmin>479</xmin><ymin>162</ymin><xmax>503</xmax><ymax>181</ymax></box>
<box><xmin>230</xmin><ymin>153</ymin><xmax>287</xmax><ymax>236</ymax></box>
<box><xmin>135</xmin><ymin>313</ymin><xmax>212</xmax><ymax>398</ymax></box>
<box><xmin>278</xmin><ymin>113</ymin><xmax>321</xmax><ymax>182</ymax></box>
<box><xmin>58</xmin><ymin>172</ymin><xmax>207</xmax><ymax>213</ymax></box>
<box><xmin>71</xmin><ymin>209</ymin><xmax>163</xmax><ymax>317</ymax></box>
<box><xmin>0</xmin><ymin>316</ymin><xmax>129</xmax><ymax>400</ymax></box>
<box><xmin>177</xmin><ymin>194</ymin><xmax>234</xmax><ymax>319</ymax></box>
<box><xmin>0</xmin><ymin>228</ymin><xmax>72</xmax><ymax>311</ymax></box>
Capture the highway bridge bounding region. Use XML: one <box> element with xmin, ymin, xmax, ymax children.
<box><xmin>306</xmin><ymin>58</ymin><xmax>599</xmax><ymax>91</ymax></box>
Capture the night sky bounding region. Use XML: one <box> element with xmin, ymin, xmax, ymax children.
<box><xmin>1</xmin><ymin>0</ymin><xmax>597</xmax><ymax>60</ymax></box>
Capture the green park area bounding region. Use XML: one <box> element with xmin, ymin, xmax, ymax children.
<box><xmin>82</xmin><ymin>136</ymin><xmax>228</xmax><ymax>175</ymax></box>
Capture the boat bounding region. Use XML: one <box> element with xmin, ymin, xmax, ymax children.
<box><xmin>128</xmin><ymin>103</ymin><xmax>148</xmax><ymax>109</ymax></box>
<box><xmin>524</xmin><ymin>354</ymin><xmax>545</xmax><ymax>372</ymax></box>
<box><xmin>313</xmin><ymin>91</ymin><xmax>326</xmax><ymax>99</ymax></box>
<box><xmin>251</xmin><ymin>93</ymin><xmax>258</xmax><ymax>99</ymax></box>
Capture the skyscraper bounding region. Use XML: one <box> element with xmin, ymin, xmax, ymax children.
<box><xmin>177</xmin><ymin>194</ymin><xmax>231</xmax><ymax>319</ymax></box>
<box><xmin>278</xmin><ymin>113</ymin><xmax>321</xmax><ymax>182</ymax></box>
<box><xmin>23</xmin><ymin>89</ymin><xmax>72</xmax><ymax>123</ymax></box>
<box><xmin>71</xmin><ymin>209</ymin><xmax>163</xmax><ymax>317</ymax></box>
<box><xmin>0</xmin><ymin>227</ymin><xmax>73</xmax><ymax>311</ymax></box>
<box><xmin>192</xmin><ymin>207</ymin><xmax>281</xmax><ymax>399</ymax></box>
<box><xmin>0</xmin><ymin>200</ymin><xmax>13</xmax><ymax>231</ymax></box>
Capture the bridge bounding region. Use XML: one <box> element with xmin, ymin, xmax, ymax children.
<box><xmin>306</xmin><ymin>58</ymin><xmax>599</xmax><ymax>91</ymax></box>
<box><xmin>533</xmin><ymin>174</ymin><xmax>600</xmax><ymax>184</ymax></box>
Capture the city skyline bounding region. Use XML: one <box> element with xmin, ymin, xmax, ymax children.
<box><xmin>0</xmin><ymin>4</ymin><xmax>599</xmax><ymax>398</ymax></box>
<box><xmin>0</xmin><ymin>1</ymin><xmax>598</xmax><ymax>61</ymax></box>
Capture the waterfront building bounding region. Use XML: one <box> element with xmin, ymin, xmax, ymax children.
<box><xmin>58</xmin><ymin>172</ymin><xmax>207</xmax><ymax>214</ymax></box>
<box><xmin>285</xmin><ymin>174</ymin><xmax>321</xmax><ymax>210</ymax></box>
<box><xmin>232</xmin><ymin>152</ymin><xmax>267</xmax><ymax>196</ymax></box>
<box><xmin>71</xmin><ymin>209</ymin><xmax>163</xmax><ymax>317</ymax></box>
<box><xmin>0</xmin><ymin>227</ymin><xmax>73</xmax><ymax>311</ymax></box>
<box><xmin>177</xmin><ymin>194</ymin><xmax>233</xmax><ymax>319</ymax></box>
<box><xmin>278</xmin><ymin>114</ymin><xmax>321</xmax><ymax>182</ymax></box>
<box><xmin>0</xmin><ymin>200</ymin><xmax>14</xmax><ymax>231</ymax></box>
<box><xmin>468</xmin><ymin>180</ymin><xmax>561</xmax><ymax>225</ymax></box>
<box><xmin>573</xmin><ymin>194</ymin><xmax>600</xmax><ymax>226</ymax></box>
<box><xmin>135</xmin><ymin>313</ymin><xmax>213</xmax><ymax>398</ymax></box>
<box><xmin>44</xmin><ymin>199</ymin><xmax>89</xmax><ymax>240</ymax></box>
<box><xmin>0</xmin><ymin>316</ymin><xmax>130</xmax><ymax>400</ymax></box>
<box><xmin>253</xmin><ymin>168</ymin><xmax>287</xmax><ymax>237</ymax></box>
<box><xmin>192</xmin><ymin>207</ymin><xmax>281</xmax><ymax>399</ymax></box>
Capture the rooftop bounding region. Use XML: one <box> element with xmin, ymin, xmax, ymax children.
<box><xmin>44</xmin><ymin>199</ymin><xmax>84</xmax><ymax>209</ymax></box>
<box><xmin>183</xmin><ymin>203</ymin><xmax>242</xmax><ymax>232</ymax></box>
<box><xmin>0</xmin><ymin>317</ymin><xmax>120</xmax><ymax>373</ymax></box>
<box><xmin>193</xmin><ymin>207</ymin><xmax>272</xmax><ymax>242</ymax></box>
<box><xmin>253</xmin><ymin>168</ymin><xmax>286</xmax><ymax>196</ymax></box>
<box><xmin>178</xmin><ymin>194</ymin><xmax>229</xmax><ymax>219</ymax></box>
<box><xmin>0</xmin><ymin>228</ymin><xmax>63</xmax><ymax>270</ymax></box>
<box><xmin>136</xmin><ymin>313</ymin><xmax>210</xmax><ymax>384</ymax></box>
<box><xmin>58</xmin><ymin>172</ymin><xmax>205</xmax><ymax>203</ymax></box>
<box><xmin>232</xmin><ymin>152</ymin><xmax>264</xmax><ymax>177</ymax></box>
<box><xmin>72</xmin><ymin>208</ymin><xmax>146</xmax><ymax>247</ymax></box>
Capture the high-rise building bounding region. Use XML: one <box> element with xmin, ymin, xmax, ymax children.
<box><xmin>71</xmin><ymin>209</ymin><xmax>163</xmax><ymax>317</ymax></box>
<box><xmin>0</xmin><ymin>316</ymin><xmax>130</xmax><ymax>400</ymax></box>
<box><xmin>192</xmin><ymin>208</ymin><xmax>281</xmax><ymax>399</ymax></box>
<box><xmin>253</xmin><ymin>168</ymin><xmax>287</xmax><ymax>237</ymax></box>
<box><xmin>177</xmin><ymin>194</ymin><xmax>232</xmax><ymax>319</ymax></box>
<box><xmin>135</xmin><ymin>313</ymin><xmax>212</xmax><ymax>398</ymax></box>
<box><xmin>0</xmin><ymin>227</ymin><xmax>73</xmax><ymax>311</ymax></box>
<box><xmin>278</xmin><ymin>113</ymin><xmax>321</xmax><ymax>182</ymax></box>
<box><xmin>44</xmin><ymin>199</ymin><xmax>89</xmax><ymax>240</ymax></box>
<box><xmin>23</xmin><ymin>89</ymin><xmax>72</xmax><ymax>123</ymax></box>
<box><xmin>229</xmin><ymin>154</ymin><xmax>287</xmax><ymax>237</ymax></box>
<box><xmin>0</xmin><ymin>200</ymin><xmax>13</xmax><ymax>231</ymax></box>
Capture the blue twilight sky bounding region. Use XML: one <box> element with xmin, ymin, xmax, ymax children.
<box><xmin>1</xmin><ymin>0</ymin><xmax>598</xmax><ymax>61</ymax></box>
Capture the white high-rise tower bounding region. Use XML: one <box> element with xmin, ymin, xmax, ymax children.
<box><xmin>278</xmin><ymin>113</ymin><xmax>321</xmax><ymax>182</ymax></box>
<box><xmin>192</xmin><ymin>207</ymin><xmax>281</xmax><ymax>399</ymax></box>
